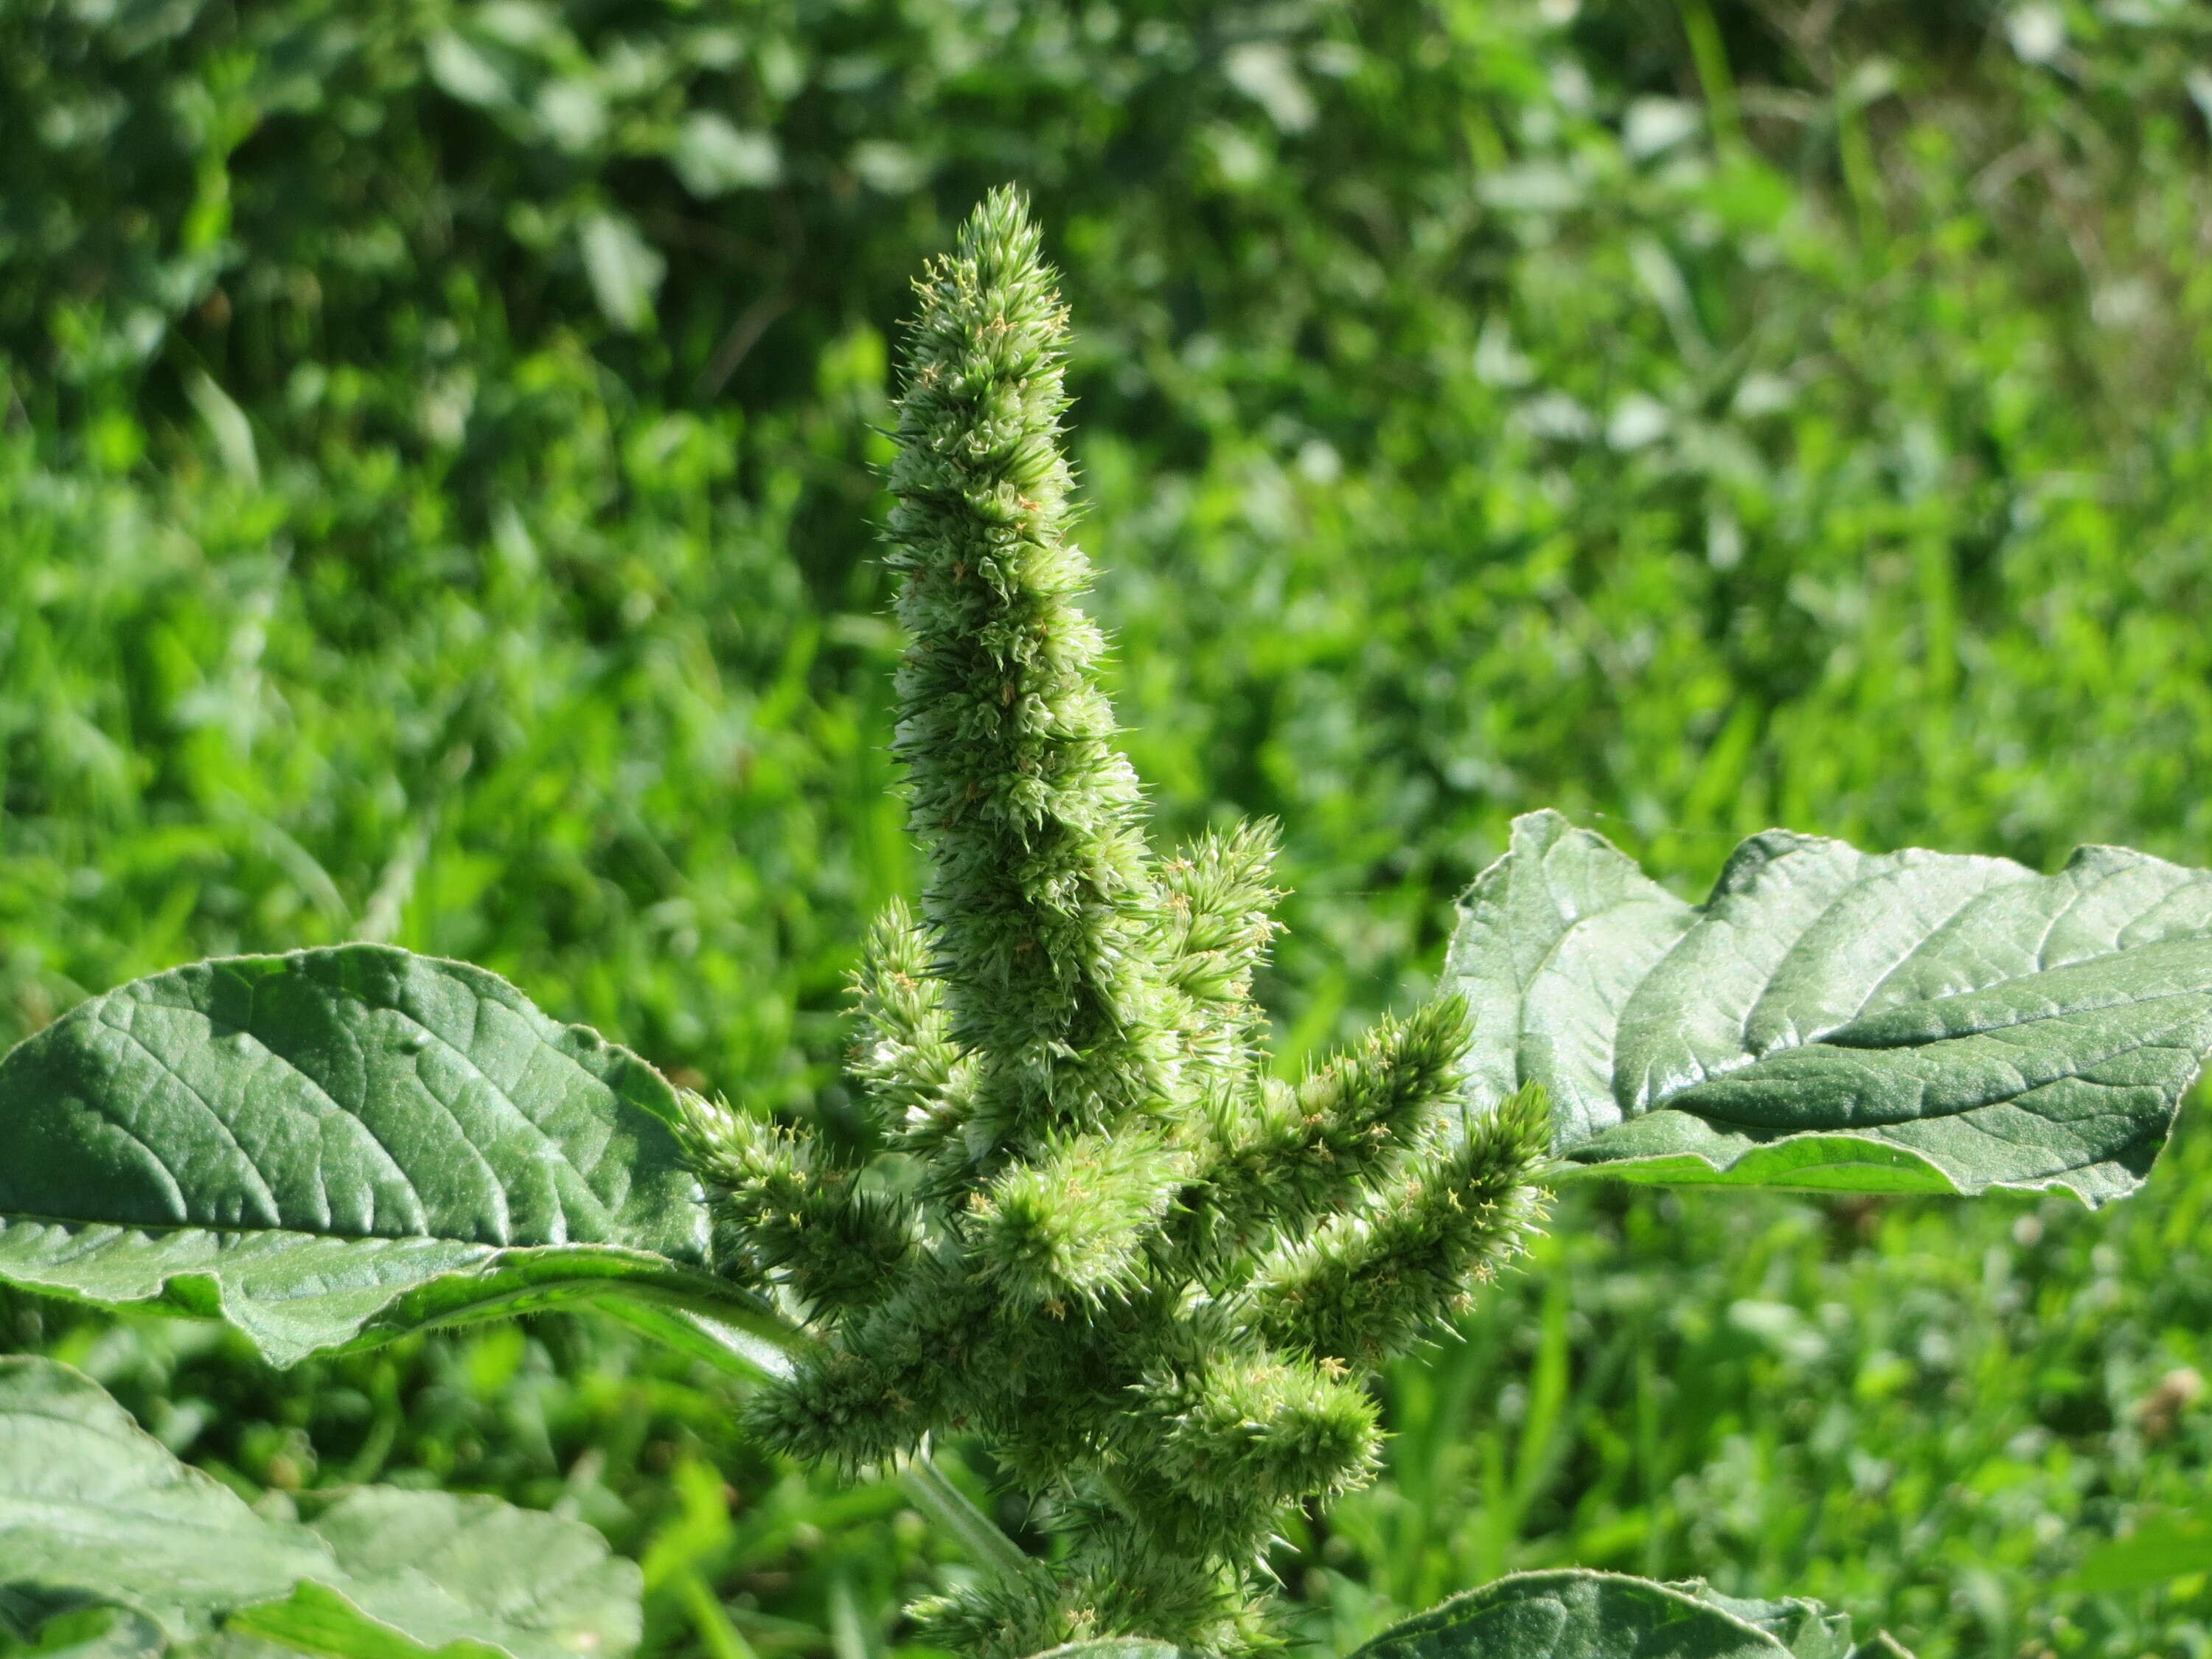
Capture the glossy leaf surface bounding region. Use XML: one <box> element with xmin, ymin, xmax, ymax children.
<box><xmin>1448</xmin><ymin>811</ymin><xmax>2212</xmax><ymax>1203</ymax></box>
<box><xmin>0</xmin><ymin>947</ymin><xmax>727</xmax><ymax>1362</ymax></box>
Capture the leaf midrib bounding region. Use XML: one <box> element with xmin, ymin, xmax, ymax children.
<box><xmin>1658</xmin><ymin>1024</ymin><xmax>2186</xmax><ymax>1135</ymax></box>
<box><xmin>1821</xmin><ymin>975</ymin><xmax>2212</xmax><ymax>1050</ymax></box>
<box><xmin>1743</xmin><ymin>859</ymin><xmax>2000</xmax><ymax>1057</ymax></box>
<box><xmin>1744</xmin><ymin>883</ymin><xmax>2212</xmax><ymax>1057</ymax></box>
<box><xmin>1644</xmin><ymin>953</ymin><xmax>2212</xmax><ymax>1113</ymax></box>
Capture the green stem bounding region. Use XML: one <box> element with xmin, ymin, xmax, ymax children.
<box><xmin>894</xmin><ymin>1448</ymin><xmax>1033</xmax><ymax>1586</ymax></box>
<box><xmin>599</xmin><ymin>1295</ymin><xmax>1033</xmax><ymax>1588</ymax></box>
<box><xmin>606</xmin><ymin>1292</ymin><xmax>1026</xmax><ymax>1601</ymax></box>
<box><xmin>590</xmin><ymin>1294</ymin><xmax>807</xmax><ymax>1384</ymax></box>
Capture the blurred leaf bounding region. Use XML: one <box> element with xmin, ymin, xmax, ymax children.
<box><xmin>424</xmin><ymin>34</ymin><xmax>512</xmax><ymax>110</ymax></box>
<box><xmin>579</xmin><ymin>215</ymin><xmax>664</xmax><ymax>334</ymax></box>
<box><xmin>1</xmin><ymin>1607</ymin><xmax>165</xmax><ymax>1659</ymax></box>
<box><xmin>0</xmin><ymin>1357</ymin><xmax>331</xmax><ymax>1638</ymax></box>
<box><xmin>229</xmin><ymin>1489</ymin><xmax>641</xmax><ymax>1659</ymax></box>
<box><xmin>2069</xmin><ymin>1508</ymin><xmax>2212</xmax><ymax>1592</ymax></box>
<box><xmin>670</xmin><ymin>114</ymin><xmax>779</xmax><ymax>197</ymax></box>
<box><xmin>0</xmin><ymin>1358</ymin><xmax>641</xmax><ymax>1659</ymax></box>
<box><xmin>185</xmin><ymin>373</ymin><xmax>259</xmax><ymax>488</ymax></box>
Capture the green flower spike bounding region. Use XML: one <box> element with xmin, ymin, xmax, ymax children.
<box><xmin>678</xmin><ymin>188</ymin><xmax>1552</xmax><ymax>1659</ymax></box>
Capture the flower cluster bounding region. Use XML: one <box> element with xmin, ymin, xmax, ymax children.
<box><xmin>679</xmin><ymin>189</ymin><xmax>1551</xmax><ymax>1658</ymax></box>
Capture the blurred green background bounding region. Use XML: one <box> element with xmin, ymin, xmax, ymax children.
<box><xmin>6</xmin><ymin>0</ymin><xmax>2212</xmax><ymax>1655</ymax></box>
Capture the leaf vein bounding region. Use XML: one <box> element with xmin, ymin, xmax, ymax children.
<box><xmin>102</xmin><ymin>1009</ymin><xmax>285</xmax><ymax>1228</ymax></box>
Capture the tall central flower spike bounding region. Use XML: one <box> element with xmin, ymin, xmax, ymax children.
<box><xmin>678</xmin><ymin>189</ymin><xmax>1554</xmax><ymax>1659</ymax></box>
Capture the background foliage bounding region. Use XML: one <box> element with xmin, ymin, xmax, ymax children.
<box><xmin>5</xmin><ymin>0</ymin><xmax>2212</xmax><ymax>1655</ymax></box>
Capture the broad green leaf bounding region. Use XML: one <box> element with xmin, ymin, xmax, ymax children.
<box><xmin>1348</xmin><ymin>1571</ymin><xmax>1790</xmax><ymax>1659</ymax></box>
<box><xmin>1346</xmin><ymin>1572</ymin><xmax>1907</xmax><ymax>1659</ymax></box>
<box><xmin>0</xmin><ymin>1357</ymin><xmax>332</xmax><ymax>1638</ymax></box>
<box><xmin>1447</xmin><ymin>811</ymin><xmax>2212</xmax><ymax>1203</ymax></box>
<box><xmin>0</xmin><ymin>1359</ymin><xmax>640</xmax><ymax>1659</ymax></box>
<box><xmin>228</xmin><ymin>1489</ymin><xmax>641</xmax><ymax>1659</ymax></box>
<box><xmin>0</xmin><ymin>946</ymin><xmax>754</xmax><ymax>1364</ymax></box>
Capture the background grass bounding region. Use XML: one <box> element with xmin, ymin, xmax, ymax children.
<box><xmin>6</xmin><ymin>1</ymin><xmax>2212</xmax><ymax>1655</ymax></box>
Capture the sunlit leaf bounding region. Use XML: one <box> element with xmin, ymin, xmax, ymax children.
<box><xmin>0</xmin><ymin>947</ymin><xmax>757</xmax><ymax>1363</ymax></box>
<box><xmin>1348</xmin><ymin>1571</ymin><xmax>1909</xmax><ymax>1659</ymax></box>
<box><xmin>1448</xmin><ymin>810</ymin><xmax>2212</xmax><ymax>1203</ymax></box>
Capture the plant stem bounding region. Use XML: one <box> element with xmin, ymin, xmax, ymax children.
<box><xmin>894</xmin><ymin>1448</ymin><xmax>1033</xmax><ymax>1586</ymax></box>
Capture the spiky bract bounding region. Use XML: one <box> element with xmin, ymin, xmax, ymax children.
<box><xmin>678</xmin><ymin>189</ymin><xmax>1552</xmax><ymax>1659</ymax></box>
<box><xmin>1254</xmin><ymin>1083</ymin><xmax>1553</xmax><ymax>1368</ymax></box>
<box><xmin>882</xmin><ymin>187</ymin><xmax>1169</xmax><ymax>1155</ymax></box>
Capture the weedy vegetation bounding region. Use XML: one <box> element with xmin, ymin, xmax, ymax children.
<box><xmin>11</xmin><ymin>7</ymin><xmax>2212</xmax><ymax>1659</ymax></box>
<box><xmin>8</xmin><ymin>187</ymin><xmax>2212</xmax><ymax>1659</ymax></box>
